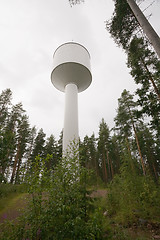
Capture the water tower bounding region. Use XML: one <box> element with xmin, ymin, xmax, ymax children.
<box><xmin>51</xmin><ymin>42</ymin><xmax>92</xmax><ymax>153</ymax></box>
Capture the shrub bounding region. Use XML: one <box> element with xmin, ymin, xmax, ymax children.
<box><xmin>0</xmin><ymin>183</ymin><xmax>26</xmax><ymax>198</ymax></box>
<box><xmin>106</xmin><ymin>159</ymin><xmax>160</xmax><ymax>225</ymax></box>
<box><xmin>0</xmin><ymin>144</ymin><xmax>104</xmax><ymax>239</ymax></box>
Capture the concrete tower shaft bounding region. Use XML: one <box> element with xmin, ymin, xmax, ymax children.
<box><xmin>51</xmin><ymin>42</ymin><xmax>92</xmax><ymax>153</ymax></box>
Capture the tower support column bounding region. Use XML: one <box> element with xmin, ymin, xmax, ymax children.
<box><xmin>63</xmin><ymin>83</ymin><xmax>79</xmax><ymax>153</ymax></box>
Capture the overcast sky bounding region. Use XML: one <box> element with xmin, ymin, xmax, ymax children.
<box><xmin>0</xmin><ymin>0</ymin><xmax>160</xmax><ymax>140</ymax></box>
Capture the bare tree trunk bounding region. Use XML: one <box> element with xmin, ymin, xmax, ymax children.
<box><xmin>10</xmin><ymin>145</ymin><xmax>20</xmax><ymax>184</ymax></box>
<box><xmin>93</xmin><ymin>156</ymin><xmax>99</xmax><ymax>186</ymax></box>
<box><xmin>152</xmin><ymin>162</ymin><xmax>158</xmax><ymax>182</ymax></box>
<box><xmin>10</xmin><ymin>157</ymin><xmax>18</xmax><ymax>184</ymax></box>
<box><xmin>127</xmin><ymin>104</ymin><xmax>146</xmax><ymax>175</ymax></box>
<box><xmin>109</xmin><ymin>153</ymin><xmax>114</xmax><ymax>180</ymax></box>
<box><xmin>125</xmin><ymin>137</ymin><xmax>134</xmax><ymax>172</ymax></box>
<box><xmin>106</xmin><ymin>150</ymin><xmax>111</xmax><ymax>180</ymax></box>
<box><xmin>110</xmin><ymin>158</ymin><xmax>114</xmax><ymax>179</ymax></box>
<box><xmin>1</xmin><ymin>149</ymin><xmax>12</xmax><ymax>183</ymax></box>
<box><xmin>126</xmin><ymin>0</ymin><xmax>160</xmax><ymax>58</ymax></box>
<box><xmin>106</xmin><ymin>150</ymin><xmax>114</xmax><ymax>180</ymax></box>
<box><xmin>102</xmin><ymin>152</ymin><xmax>108</xmax><ymax>183</ymax></box>
<box><xmin>132</xmin><ymin>123</ymin><xmax>146</xmax><ymax>175</ymax></box>
<box><xmin>15</xmin><ymin>158</ymin><xmax>22</xmax><ymax>184</ymax></box>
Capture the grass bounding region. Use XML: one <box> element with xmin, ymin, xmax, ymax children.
<box><xmin>0</xmin><ymin>184</ymin><xmax>159</xmax><ymax>239</ymax></box>
<box><xmin>0</xmin><ymin>192</ymin><xmax>29</xmax><ymax>224</ymax></box>
<box><xmin>91</xmin><ymin>185</ymin><xmax>158</xmax><ymax>240</ymax></box>
<box><xmin>0</xmin><ymin>184</ymin><xmax>28</xmax><ymax>223</ymax></box>
<box><xmin>0</xmin><ymin>192</ymin><xmax>26</xmax><ymax>213</ymax></box>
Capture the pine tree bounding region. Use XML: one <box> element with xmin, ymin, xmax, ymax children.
<box><xmin>126</xmin><ymin>0</ymin><xmax>160</xmax><ymax>58</ymax></box>
<box><xmin>7</xmin><ymin>103</ymin><xmax>26</xmax><ymax>183</ymax></box>
<box><xmin>29</xmin><ymin>128</ymin><xmax>46</xmax><ymax>173</ymax></box>
<box><xmin>106</xmin><ymin>0</ymin><xmax>139</xmax><ymax>50</ymax></box>
<box><xmin>115</xmin><ymin>89</ymin><xmax>145</xmax><ymax>175</ymax></box>
<box><xmin>56</xmin><ymin>130</ymin><xmax>63</xmax><ymax>160</ymax></box>
<box><xmin>0</xmin><ymin>89</ymin><xmax>12</xmax><ymax>182</ymax></box>
<box><xmin>13</xmin><ymin>115</ymin><xmax>30</xmax><ymax>184</ymax></box>
<box><xmin>109</xmin><ymin>134</ymin><xmax>121</xmax><ymax>175</ymax></box>
<box><xmin>134</xmin><ymin>122</ymin><xmax>160</xmax><ymax>181</ymax></box>
<box><xmin>44</xmin><ymin>134</ymin><xmax>58</xmax><ymax>171</ymax></box>
<box><xmin>80</xmin><ymin>134</ymin><xmax>99</xmax><ymax>183</ymax></box>
<box><xmin>0</xmin><ymin>101</ymin><xmax>25</xmax><ymax>182</ymax></box>
<box><xmin>97</xmin><ymin>119</ymin><xmax>113</xmax><ymax>182</ymax></box>
<box><xmin>106</xmin><ymin>0</ymin><xmax>160</xmax><ymax>57</ymax></box>
<box><xmin>23</xmin><ymin>126</ymin><xmax>37</xmax><ymax>182</ymax></box>
<box><xmin>31</xmin><ymin>128</ymin><xmax>46</xmax><ymax>158</ymax></box>
<box><xmin>0</xmin><ymin>88</ymin><xmax>12</xmax><ymax>129</ymax></box>
<box><xmin>128</xmin><ymin>37</ymin><xmax>160</xmax><ymax>99</ymax></box>
<box><xmin>128</xmin><ymin>37</ymin><xmax>160</xmax><ymax>136</ymax></box>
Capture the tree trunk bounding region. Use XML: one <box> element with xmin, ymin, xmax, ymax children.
<box><xmin>106</xmin><ymin>150</ymin><xmax>111</xmax><ymax>180</ymax></box>
<box><xmin>126</xmin><ymin>0</ymin><xmax>160</xmax><ymax>58</ymax></box>
<box><xmin>102</xmin><ymin>152</ymin><xmax>108</xmax><ymax>183</ymax></box>
<box><xmin>15</xmin><ymin>158</ymin><xmax>22</xmax><ymax>184</ymax></box>
<box><xmin>109</xmin><ymin>154</ymin><xmax>114</xmax><ymax>180</ymax></box>
<box><xmin>10</xmin><ymin>145</ymin><xmax>21</xmax><ymax>184</ymax></box>
<box><xmin>93</xmin><ymin>156</ymin><xmax>99</xmax><ymax>186</ymax></box>
<box><xmin>106</xmin><ymin>150</ymin><xmax>114</xmax><ymax>180</ymax></box>
<box><xmin>127</xmin><ymin>104</ymin><xmax>146</xmax><ymax>175</ymax></box>
<box><xmin>132</xmin><ymin>123</ymin><xmax>146</xmax><ymax>175</ymax></box>
<box><xmin>125</xmin><ymin>137</ymin><xmax>134</xmax><ymax>172</ymax></box>
<box><xmin>152</xmin><ymin>162</ymin><xmax>158</xmax><ymax>182</ymax></box>
<box><xmin>1</xmin><ymin>149</ymin><xmax>12</xmax><ymax>183</ymax></box>
<box><xmin>110</xmin><ymin>158</ymin><xmax>114</xmax><ymax>179</ymax></box>
<box><xmin>147</xmin><ymin>146</ymin><xmax>159</xmax><ymax>181</ymax></box>
<box><xmin>141</xmin><ymin>57</ymin><xmax>160</xmax><ymax>100</ymax></box>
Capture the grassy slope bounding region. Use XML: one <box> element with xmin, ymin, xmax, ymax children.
<box><xmin>0</xmin><ymin>193</ymin><xmax>28</xmax><ymax>223</ymax></box>
<box><xmin>0</xmin><ymin>187</ymin><xmax>159</xmax><ymax>239</ymax></box>
<box><xmin>92</xmin><ymin>187</ymin><xmax>158</xmax><ymax>240</ymax></box>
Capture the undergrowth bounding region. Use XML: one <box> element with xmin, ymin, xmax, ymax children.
<box><xmin>106</xmin><ymin>158</ymin><xmax>160</xmax><ymax>226</ymax></box>
<box><xmin>0</xmin><ymin>184</ymin><xmax>27</xmax><ymax>212</ymax></box>
<box><xmin>0</xmin><ymin>183</ymin><xmax>26</xmax><ymax>198</ymax></box>
<box><xmin>0</xmin><ymin>147</ymin><xmax>160</xmax><ymax>239</ymax></box>
<box><xmin>0</xmin><ymin>145</ymin><xmax>104</xmax><ymax>239</ymax></box>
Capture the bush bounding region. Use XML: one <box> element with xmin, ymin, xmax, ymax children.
<box><xmin>0</xmin><ymin>144</ymin><xmax>104</xmax><ymax>239</ymax></box>
<box><xmin>0</xmin><ymin>183</ymin><xmax>26</xmax><ymax>198</ymax></box>
<box><xmin>106</xmin><ymin>159</ymin><xmax>160</xmax><ymax>225</ymax></box>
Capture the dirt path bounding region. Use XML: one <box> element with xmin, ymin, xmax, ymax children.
<box><xmin>0</xmin><ymin>193</ymin><xmax>29</xmax><ymax>223</ymax></box>
<box><xmin>90</xmin><ymin>189</ymin><xmax>107</xmax><ymax>198</ymax></box>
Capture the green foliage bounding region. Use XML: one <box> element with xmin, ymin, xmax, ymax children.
<box><xmin>30</xmin><ymin>128</ymin><xmax>46</xmax><ymax>162</ymax></box>
<box><xmin>0</xmin><ymin>145</ymin><xmax>103</xmax><ymax>239</ymax></box>
<box><xmin>114</xmin><ymin>89</ymin><xmax>137</xmax><ymax>137</ymax></box>
<box><xmin>106</xmin><ymin>0</ymin><xmax>139</xmax><ymax>49</ymax></box>
<box><xmin>0</xmin><ymin>184</ymin><xmax>27</xmax><ymax>213</ymax></box>
<box><xmin>0</xmin><ymin>184</ymin><xmax>26</xmax><ymax>199</ymax></box>
<box><xmin>127</xmin><ymin>36</ymin><xmax>160</xmax><ymax>135</ymax></box>
<box><xmin>106</xmin><ymin>157</ymin><xmax>160</xmax><ymax>225</ymax></box>
<box><xmin>97</xmin><ymin>119</ymin><xmax>113</xmax><ymax>183</ymax></box>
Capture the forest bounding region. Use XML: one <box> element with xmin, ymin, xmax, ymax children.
<box><xmin>0</xmin><ymin>0</ymin><xmax>160</xmax><ymax>239</ymax></box>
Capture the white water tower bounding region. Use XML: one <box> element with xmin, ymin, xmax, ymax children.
<box><xmin>51</xmin><ymin>42</ymin><xmax>92</xmax><ymax>153</ymax></box>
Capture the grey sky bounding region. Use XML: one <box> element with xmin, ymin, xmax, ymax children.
<box><xmin>0</xmin><ymin>0</ymin><xmax>159</xmax><ymax>140</ymax></box>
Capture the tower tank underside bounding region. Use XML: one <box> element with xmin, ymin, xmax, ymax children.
<box><xmin>51</xmin><ymin>42</ymin><xmax>92</xmax><ymax>93</ymax></box>
<box><xmin>51</xmin><ymin>62</ymin><xmax>92</xmax><ymax>92</ymax></box>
